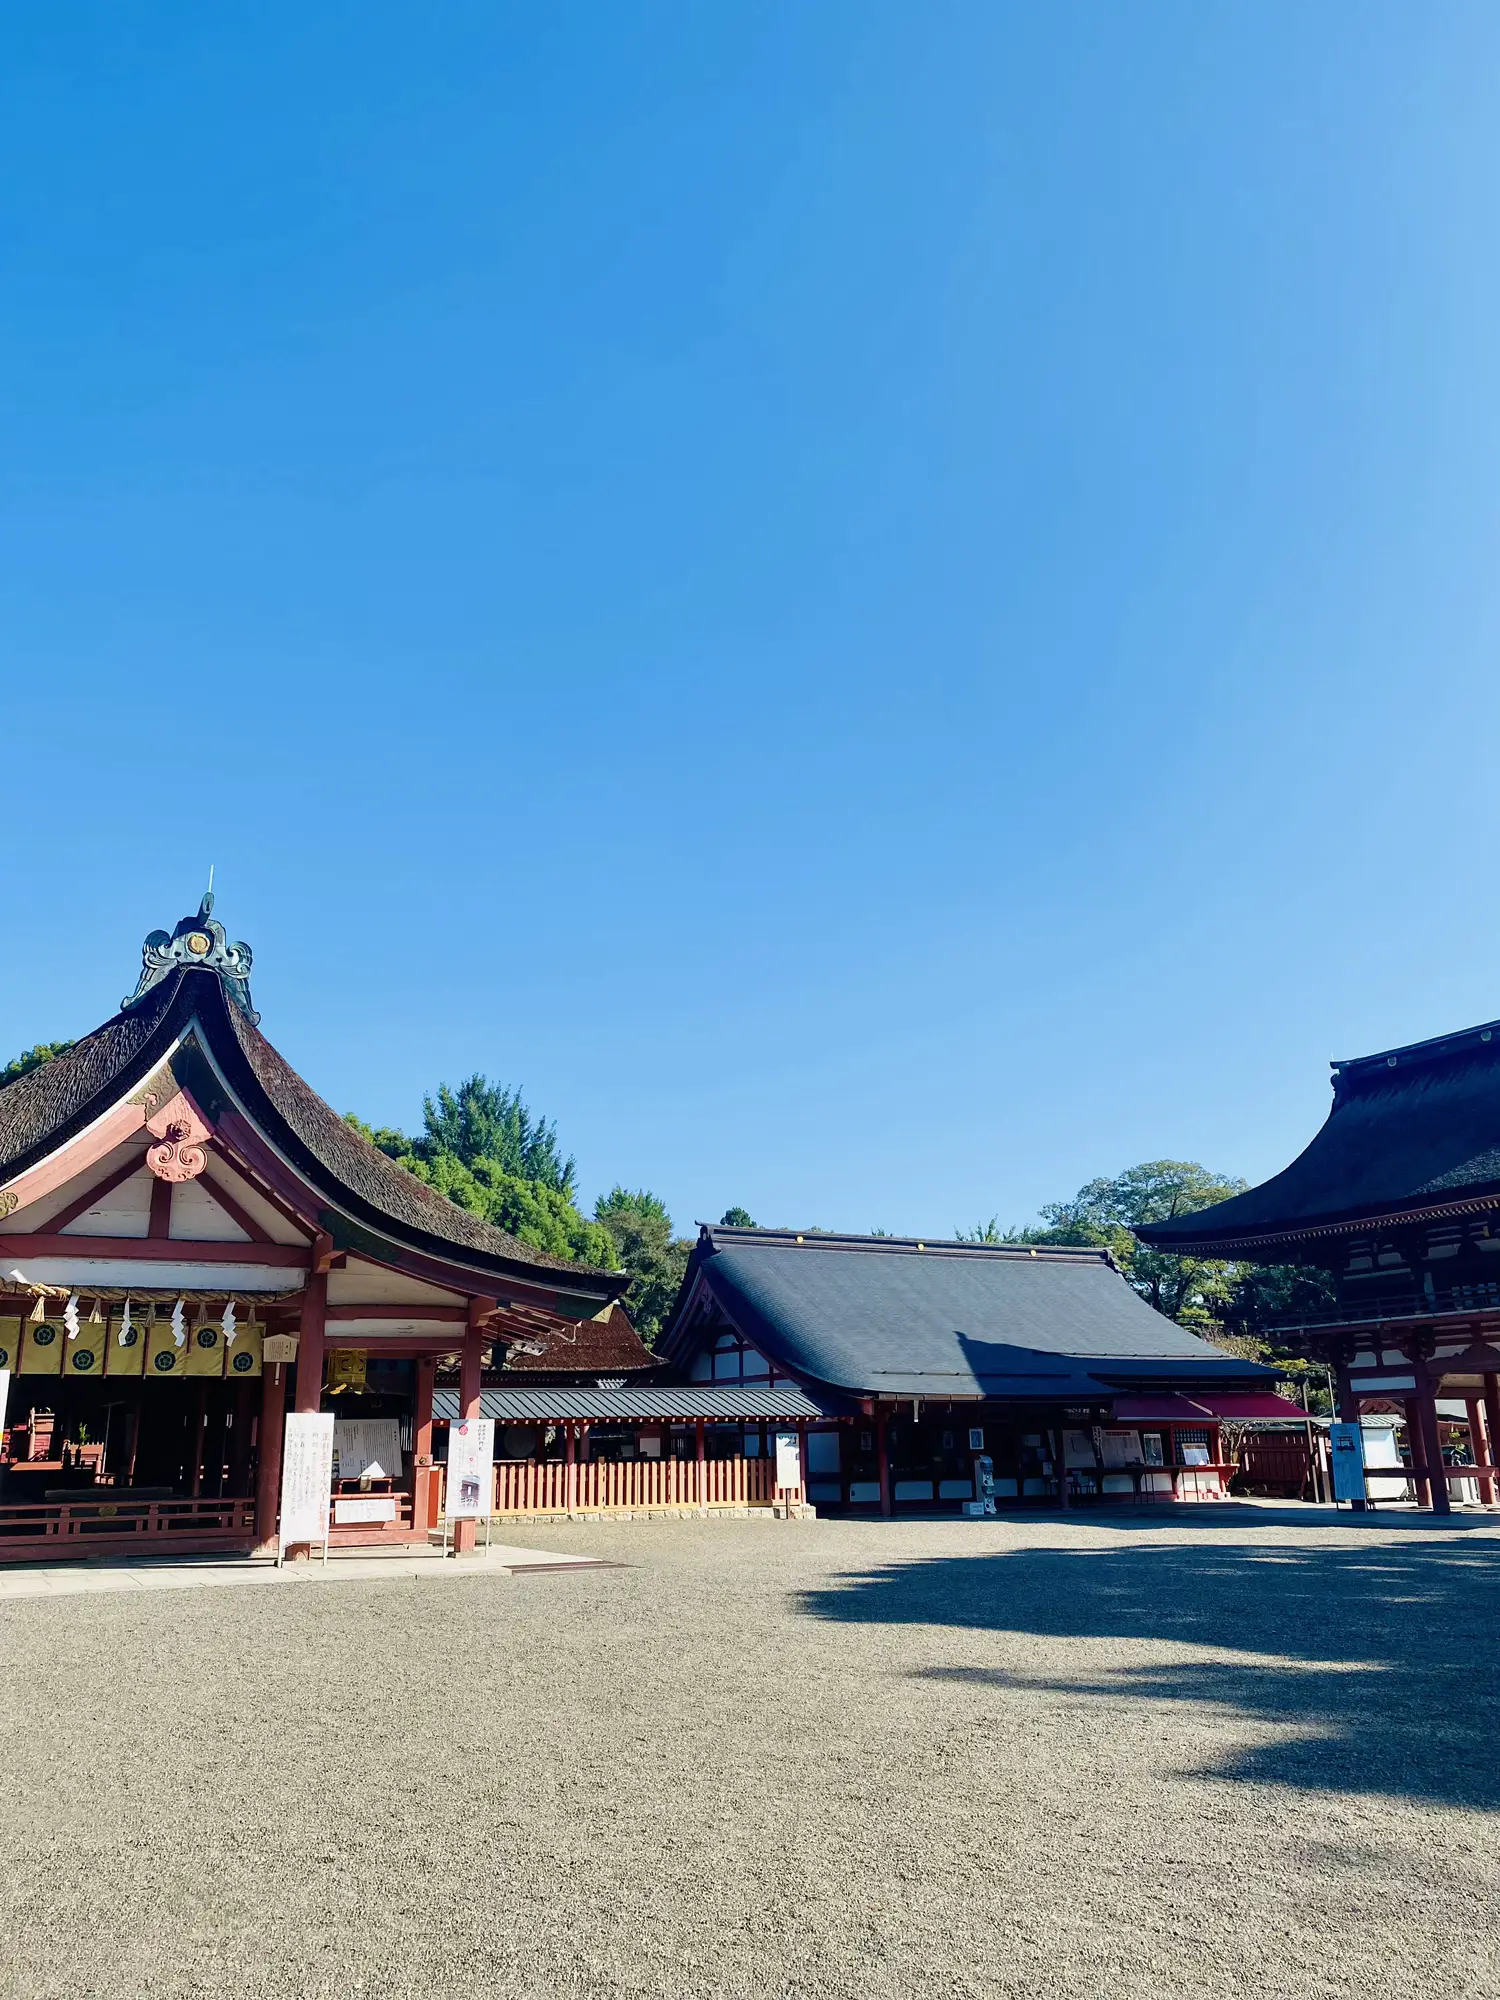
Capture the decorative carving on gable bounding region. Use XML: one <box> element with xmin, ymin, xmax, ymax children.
<box><xmin>144</xmin><ymin>1091</ymin><xmax>214</xmax><ymax>1184</ymax></box>
<box><xmin>123</xmin><ymin>892</ymin><xmax>258</xmax><ymax>1024</ymax></box>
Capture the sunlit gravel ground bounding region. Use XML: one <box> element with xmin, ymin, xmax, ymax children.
<box><xmin>2</xmin><ymin>1506</ymin><xmax>1497</xmax><ymax>2000</ymax></box>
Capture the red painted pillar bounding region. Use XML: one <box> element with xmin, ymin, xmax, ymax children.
<box><xmin>294</xmin><ymin>1272</ymin><xmax>327</xmax><ymax>1413</ymax></box>
<box><xmin>564</xmin><ymin>1422</ymin><xmax>577</xmax><ymax>1517</ymax></box>
<box><xmin>1411</xmin><ymin>1371</ymin><xmax>1450</xmax><ymax>1516</ymax></box>
<box><xmin>695</xmin><ymin>1417</ymin><xmax>707</xmax><ymax>1513</ymax></box>
<box><xmin>877</xmin><ymin>1415</ymin><xmax>892</xmax><ymax>1517</ymax></box>
<box><xmin>454</xmin><ymin>1304</ymin><xmax>486</xmax><ymax>1554</ymax></box>
<box><xmin>1464</xmin><ymin>1397</ymin><xmax>1493</xmax><ymax>1505</ymax></box>
<box><xmin>1484</xmin><ymin>1372</ymin><xmax>1500</xmax><ymax>1505</ymax></box>
<box><xmin>412</xmin><ymin>1355</ymin><xmax>435</xmax><ymax>1534</ymax></box>
<box><xmin>253</xmin><ymin>1355</ymin><xmax>287</xmax><ymax>1552</ymax></box>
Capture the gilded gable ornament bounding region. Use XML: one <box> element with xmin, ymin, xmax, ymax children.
<box><xmin>122</xmin><ymin>892</ymin><xmax>259</xmax><ymax>1024</ymax></box>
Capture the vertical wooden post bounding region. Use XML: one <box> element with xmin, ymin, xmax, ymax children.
<box><xmin>1484</xmin><ymin>1372</ymin><xmax>1500</xmax><ymax>1502</ymax></box>
<box><xmin>565</xmin><ymin>1421</ymin><xmax>577</xmax><ymax>1517</ymax></box>
<box><xmin>254</xmin><ymin>1359</ymin><xmax>287</xmax><ymax>1552</ymax></box>
<box><xmin>1411</xmin><ymin>1368</ymin><xmax>1450</xmax><ymax>1516</ymax></box>
<box><xmin>1055</xmin><ymin>1423</ymin><xmax>1070</xmax><ymax>1510</ymax></box>
<box><xmin>295</xmin><ymin>1272</ymin><xmax>328</xmax><ymax>1412</ymax></box>
<box><xmin>695</xmin><ymin>1417</ymin><xmax>707</xmax><ymax>1515</ymax></box>
<box><xmin>190</xmin><ymin>1382</ymin><xmax>208</xmax><ymax>1496</ymax></box>
<box><xmin>1464</xmin><ymin>1397</ymin><xmax>1493</xmax><ymax>1505</ymax></box>
<box><xmin>454</xmin><ymin>1300</ymin><xmax>488</xmax><ymax>1554</ymax></box>
<box><xmin>413</xmin><ymin>1355</ymin><xmax>435</xmax><ymax>1536</ymax></box>
<box><xmin>228</xmin><ymin>1379</ymin><xmax>255</xmax><ymax>1496</ymax></box>
<box><xmin>877</xmin><ymin>1414</ymin><xmax>892</xmax><ymax>1517</ymax></box>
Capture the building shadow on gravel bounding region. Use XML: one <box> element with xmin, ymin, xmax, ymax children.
<box><xmin>800</xmin><ymin>1534</ymin><xmax>1500</xmax><ymax>1809</ymax></box>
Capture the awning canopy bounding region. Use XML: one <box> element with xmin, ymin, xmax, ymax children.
<box><xmin>433</xmin><ymin>1382</ymin><xmax>847</xmax><ymax>1424</ymax></box>
<box><xmin>1110</xmin><ymin>1390</ymin><xmax>1311</xmax><ymax>1424</ymax></box>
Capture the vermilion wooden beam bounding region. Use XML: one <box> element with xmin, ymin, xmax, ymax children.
<box><xmin>206</xmin><ymin>1140</ymin><xmax>315</xmax><ymax>1241</ymax></box>
<box><xmin>148</xmin><ymin>1177</ymin><xmax>174</xmax><ymax>1240</ymax></box>
<box><xmin>0</xmin><ymin>1233</ymin><xmax>308</xmax><ymax>1266</ymax></box>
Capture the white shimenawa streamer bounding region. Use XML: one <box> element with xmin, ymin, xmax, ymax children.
<box><xmin>171</xmin><ymin>1297</ymin><xmax>186</xmax><ymax>1348</ymax></box>
<box><xmin>64</xmin><ymin>1294</ymin><xmax>80</xmax><ymax>1340</ymax></box>
<box><xmin>223</xmin><ymin>1298</ymin><xmax>238</xmax><ymax>1346</ymax></box>
<box><xmin>119</xmin><ymin>1296</ymin><xmax>133</xmax><ymax>1346</ymax></box>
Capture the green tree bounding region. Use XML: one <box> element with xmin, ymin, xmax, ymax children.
<box><xmin>594</xmin><ymin>1187</ymin><xmax>693</xmax><ymax>1347</ymax></box>
<box><xmin>342</xmin><ymin>1077</ymin><xmax>609</xmax><ymax>1269</ymax></box>
<box><xmin>410</xmin><ymin>1151</ymin><xmax>616</xmax><ymax>1266</ymax></box>
<box><xmin>1</xmin><ymin>1041</ymin><xmax>75</xmax><ymax>1087</ymax></box>
<box><xmin>719</xmin><ymin>1206</ymin><xmax>756</xmax><ymax>1227</ymax></box>
<box><xmin>417</xmin><ymin>1075</ymin><xmax>575</xmax><ymax>1195</ymax></box>
<box><xmin>1025</xmin><ymin>1160</ymin><xmax>1248</xmax><ymax>1328</ymax></box>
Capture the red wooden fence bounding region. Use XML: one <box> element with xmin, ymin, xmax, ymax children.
<box><xmin>0</xmin><ymin>1495</ymin><xmax>256</xmax><ymax>1558</ymax></box>
<box><xmin>491</xmin><ymin>1455</ymin><xmax>784</xmax><ymax>1517</ymax></box>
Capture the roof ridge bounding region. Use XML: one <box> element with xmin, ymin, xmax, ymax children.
<box><xmin>698</xmin><ymin>1224</ymin><xmax>1114</xmax><ymax>1265</ymax></box>
<box><xmin>1332</xmin><ymin>1017</ymin><xmax>1500</xmax><ymax>1083</ymax></box>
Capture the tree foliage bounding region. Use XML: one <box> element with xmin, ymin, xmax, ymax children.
<box><xmin>594</xmin><ymin>1187</ymin><xmax>692</xmax><ymax>1346</ymax></box>
<box><xmin>1</xmin><ymin>1041</ymin><xmax>75</xmax><ymax>1087</ymax></box>
<box><xmin>719</xmin><ymin>1206</ymin><xmax>756</xmax><ymax>1228</ymax></box>
<box><xmin>415</xmin><ymin>1075</ymin><xmax>575</xmax><ymax>1194</ymax></box>
<box><xmin>343</xmin><ymin>1076</ymin><xmax>609</xmax><ymax>1271</ymax></box>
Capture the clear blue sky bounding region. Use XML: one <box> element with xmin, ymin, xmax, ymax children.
<box><xmin>5</xmin><ymin>4</ymin><xmax>1500</xmax><ymax>1239</ymax></box>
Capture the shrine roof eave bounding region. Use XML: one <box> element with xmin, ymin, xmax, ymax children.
<box><xmin>1135</xmin><ymin>1018</ymin><xmax>1500</xmax><ymax>1259</ymax></box>
<box><xmin>0</xmin><ymin>969</ymin><xmax>627</xmax><ymax>1311</ymax></box>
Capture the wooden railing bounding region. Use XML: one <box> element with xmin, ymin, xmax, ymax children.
<box><xmin>0</xmin><ymin>1495</ymin><xmax>256</xmax><ymax>1554</ymax></box>
<box><xmin>328</xmin><ymin>1489</ymin><xmax>417</xmax><ymax>1540</ymax></box>
<box><xmin>491</xmin><ymin>1456</ymin><xmax>785</xmax><ymax>1517</ymax></box>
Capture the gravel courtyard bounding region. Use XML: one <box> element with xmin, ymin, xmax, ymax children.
<box><xmin>2</xmin><ymin>1507</ymin><xmax>1496</xmax><ymax>2000</ymax></box>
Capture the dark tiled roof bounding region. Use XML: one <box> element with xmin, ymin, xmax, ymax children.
<box><xmin>0</xmin><ymin>969</ymin><xmax>624</xmax><ymax>1299</ymax></box>
<box><xmin>1135</xmin><ymin>1016</ymin><xmax>1500</xmax><ymax>1254</ymax></box>
<box><xmin>434</xmin><ymin>1382</ymin><xmax>843</xmax><ymax>1423</ymax></box>
<box><xmin>660</xmin><ymin>1228</ymin><xmax>1267</xmax><ymax>1399</ymax></box>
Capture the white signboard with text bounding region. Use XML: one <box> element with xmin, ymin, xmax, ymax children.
<box><xmin>279</xmin><ymin>1412</ymin><xmax>336</xmax><ymax>1558</ymax></box>
<box><xmin>445</xmin><ymin>1418</ymin><xmax>495</xmax><ymax>1520</ymax></box>
<box><xmin>333</xmin><ymin>1418</ymin><xmax>403</xmax><ymax>1482</ymax></box>
<box><xmin>775</xmin><ymin>1431</ymin><xmax>802</xmax><ymax>1491</ymax></box>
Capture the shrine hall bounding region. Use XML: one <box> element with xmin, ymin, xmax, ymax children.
<box><xmin>0</xmin><ymin>894</ymin><xmax>634</xmax><ymax>1559</ymax></box>
<box><xmin>0</xmin><ymin>896</ymin><xmax>1309</xmax><ymax>1561</ymax></box>
<box><xmin>1136</xmin><ymin>1010</ymin><xmax>1500</xmax><ymax>1513</ymax></box>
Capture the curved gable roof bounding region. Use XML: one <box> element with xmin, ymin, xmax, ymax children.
<box><xmin>1135</xmin><ymin>1016</ymin><xmax>1500</xmax><ymax>1255</ymax></box>
<box><xmin>0</xmin><ymin>968</ymin><xmax>625</xmax><ymax>1303</ymax></box>
<box><xmin>664</xmin><ymin>1229</ymin><xmax>1268</xmax><ymax>1399</ymax></box>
